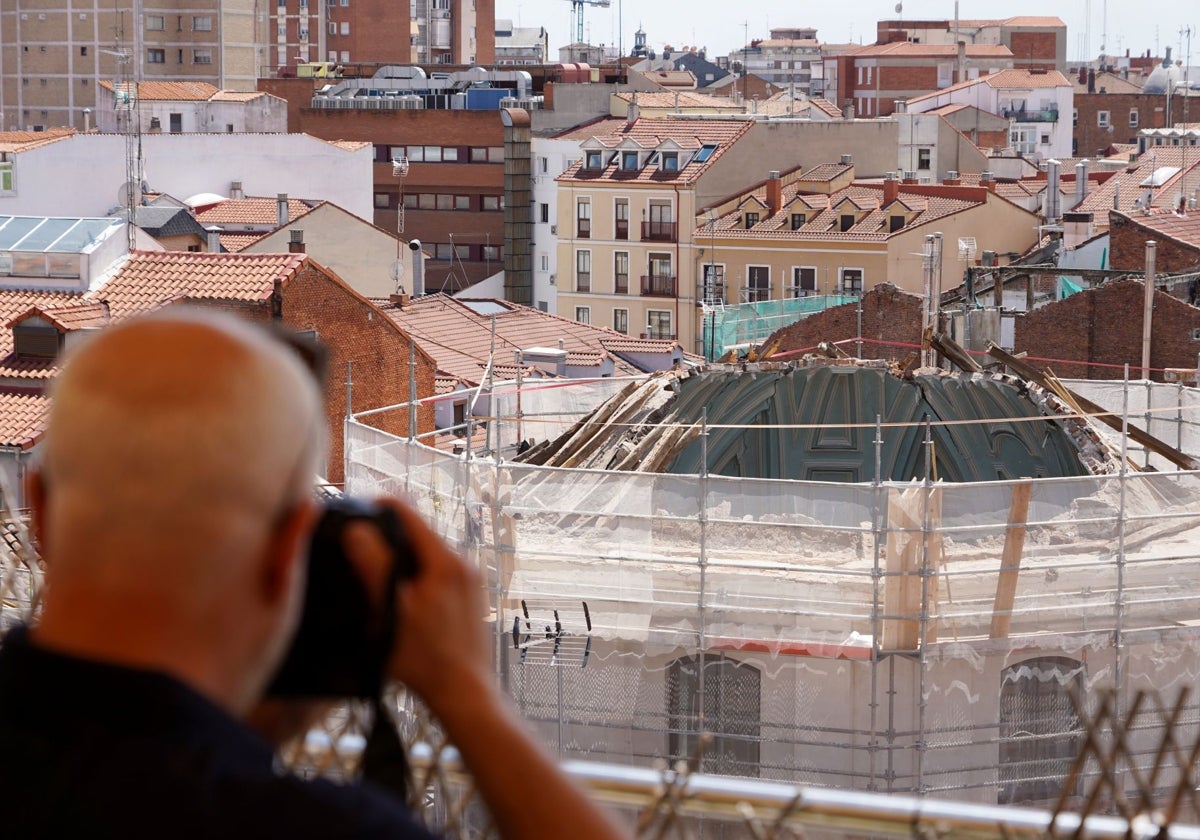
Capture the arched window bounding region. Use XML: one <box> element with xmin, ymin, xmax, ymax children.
<box><xmin>998</xmin><ymin>656</ymin><xmax>1085</xmax><ymax>805</ymax></box>
<box><xmin>666</xmin><ymin>654</ymin><xmax>760</xmax><ymax>777</ymax></box>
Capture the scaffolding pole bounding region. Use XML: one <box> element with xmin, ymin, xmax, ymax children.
<box><xmin>917</xmin><ymin>418</ymin><xmax>933</xmax><ymax>794</ymax></box>
<box><xmin>697</xmin><ymin>408</ymin><xmax>709</xmax><ymax>761</ymax></box>
<box><xmin>869</xmin><ymin>414</ymin><xmax>884</xmax><ymax>791</ymax></box>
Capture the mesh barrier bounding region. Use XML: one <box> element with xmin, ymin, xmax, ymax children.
<box><xmin>347</xmin><ymin>377</ymin><xmax>1200</xmax><ymax>807</ymax></box>
<box><xmin>703</xmin><ymin>296</ymin><xmax>857</xmax><ymax>357</ymax></box>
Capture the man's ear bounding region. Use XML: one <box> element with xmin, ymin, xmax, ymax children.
<box><xmin>261</xmin><ymin>499</ymin><xmax>318</xmax><ymax>606</ymax></box>
<box><xmin>26</xmin><ymin>468</ymin><xmax>47</xmax><ymax>558</ymax></box>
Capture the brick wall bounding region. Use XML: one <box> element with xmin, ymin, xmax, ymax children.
<box><xmin>1073</xmin><ymin>92</ymin><xmax>1166</xmax><ymax>157</ymax></box>
<box><xmin>1109</xmin><ymin>212</ymin><xmax>1200</xmax><ymax>276</ymax></box>
<box><xmin>1013</xmin><ymin>279</ymin><xmax>1200</xmax><ymax>380</ymax></box>
<box><xmin>280</xmin><ymin>262</ymin><xmax>436</xmax><ymax>483</ymax></box>
<box><xmin>1008</xmin><ymin>32</ymin><xmax>1058</xmax><ymax>68</ymax></box>
<box><xmin>765</xmin><ymin>283</ymin><xmax>925</xmax><ymax>361</ymax></box>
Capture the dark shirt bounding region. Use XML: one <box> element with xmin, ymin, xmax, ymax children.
<box><xmin>0</xmin><ymin>626</ymin><xmax>437</xmax><ymax>839</ymax></box>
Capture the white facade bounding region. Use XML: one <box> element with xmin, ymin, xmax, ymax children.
<box><xmin>531</xmin><ymin>136</ymin><xmax>583</xmax><ymax>313</ymax></box>
<box><xmin>0</xmin><ymin>133</ymin><xmax>373</xmax><ymax>222</ymax></box>
<box><xmin>95</xmin><ymin>94</ymin><xmax>288</xmax><ymax>135</ymax></box>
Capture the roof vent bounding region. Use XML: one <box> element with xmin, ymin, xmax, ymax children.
<box><xmin>839</xmin><ymin>154</ymin><xmax>852</xmax><ymax>165</ymax></box>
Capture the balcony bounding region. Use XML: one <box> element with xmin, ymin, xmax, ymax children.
<box><xmin>640</xmin><ymin>274</ymin><xmax>676</xmax><ymax>297</ymax></box>
<box><xmin>614</xmin><ymin>219</ymin><xmax>629</xmax><ymax>240</ymax></box>
<box><xmin>576</xmin><ymin>219</ymin><xmax>591</xmax><ymax>238</ymax></box>
<box><xmin>1002</xmin><ymin>107</ymin><xmax>1059</xmax><ymax>123</ymax></box>
<box><xmin>641</xmin><ymin>220</ymin><xmax>677</xmax><ymax>242</ymax></box>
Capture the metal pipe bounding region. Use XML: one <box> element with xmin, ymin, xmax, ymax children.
<box><xmin>1143</xmin><ymin>240</ymin><xmax>1157</xmax><ymax>377</ymax></box>
<box><xmin>697</xmin><ymin>407</ymin><xmax>709</xmax><ymax>762</ymax></box>
<box><xmin>868</xmin><ymin>414</ymin><xmax>884</xmax><ymax>791</ymax></box>
<box><xmin>1115</xmin><ymin>364</ymin><xmax>1130</xmax><ymax>751</ymax></box>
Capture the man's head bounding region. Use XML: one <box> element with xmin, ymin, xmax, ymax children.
<box><xmin>30</xmin><ymin>309</ymin><xmax>325</xmax><ymax>712</ymax></box>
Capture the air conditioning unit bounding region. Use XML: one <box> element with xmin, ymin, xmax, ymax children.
<box><xmin>550</xmin><ymin>224</ymin><xmax>557</xmax><ymax>234</ymax></box>
<box><xmin>548</xmin><ymin>273</ymin><xmax>556</xmax><ymax>285</ymax></box>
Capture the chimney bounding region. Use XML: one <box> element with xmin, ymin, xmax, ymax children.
<box><xmin>230</xmin><ymin>181</ymin><xmax>244</xmax><ymax>199</ymax></box>
<box><xmin>840</xmin><ymin>153</ymin><xmax>853</xmax><ymax>166</ymax></box>
<box><xmin>1045</xmin><ymin>159</ymin><xmax>1062</xmax><ymax>223</ymax></box>
<box><xmin>842</xmin><ymin>99</ymin><xmax>855</xmax><ymax>119</ymax></box>
<box><xmin>944</xmin><ymin>170</ymin><xmax>960</xmax><ymax>185</ymax></box>
<box><xmin>883</xmin><ymin>171</ymin><xmax>900</xmax><ymax>205</ymax></box>
<box><xmin>1078</xmin><ymin>66</ymin><xmax>1087</xmax><ymax>85</ymax></box>
<box><xmin>276</xmin><ymin>194</ymin><xmax>289</xmax><ymax>228</ymax></box>
<box><xmin>1074</xmin><ymin>159</ymin><xmax>1090</xmax><ymax>207</ymax></box>
<box><xmin>1087</xmin><ymin>68</ymin><xmax>1096</xmax><ymax>94</ymax></box>
<box><xmin>894</xmin><ymin>99</ymin><xmax>907</xmax><ymax>113</ymax></box>
<box><xmin>288</xmin><ymin>229</ymin><xmax>305</xmax><ymax>254</ymax></box>
<box><xmin>901</xmin><ymin>171</ymin><xmax>918</xmax><ymax>185</ymax></box>
<box><xmin>956</xmin><ymin>40</ymin><xmax>966</xmax><ymax>84</ymax></box>
<box><xmin>766</xmin><ymin>170</ymin><xmax>782</xmax><ymax>214</ymax></box>
<box><xmin>980</xmin><ymin>171</ymin><xmax>996</xmax><ymax>192</ymax></box>
<box><xmin>627</xmin><ymin>91</ymin><xmax>639</xmax><ymax>125</ymax></box>
<box><xmin>205</xmin><ymin>225</ymin><xmax>223</xmax><ymax>252</ymax></box>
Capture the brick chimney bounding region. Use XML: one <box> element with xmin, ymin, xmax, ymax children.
<box><xmin>288</xmin><ymin>229</ymin><xmax>305</xmax><ymax>254</ymax></box>
<box><xmin>980</xmin><ymin>171</ymin><xmax>996</xmax><ymax>193</ymax></box>
<box><xmin>277</xmin><ymin>193</ymin><xmax>289</xmax><ymax>228</ymax></box>
<box><xmin>766</xmin><ymin>170</ymin><xmax>782</xmax><ymax>215</ymax></box>
<box><xmin>883</xmin><ymin>172</ymin><xmax>900</xmax><ymax>205</ymax></box>
<box><xmin>944</xmin><ymin>170</ymin><xmax>961</xmax><ymax>186</ymax></box>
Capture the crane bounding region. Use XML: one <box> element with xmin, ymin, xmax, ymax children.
<box><xmin>565</xmin><ymin>0</ymin><xmax>610</xmax><ymax>45</ymax></box>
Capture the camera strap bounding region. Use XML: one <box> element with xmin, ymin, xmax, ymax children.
<box><xmin>361</xmin><ymin>537</ymin><xmax>412</xmax><ymax>801</ymax></box>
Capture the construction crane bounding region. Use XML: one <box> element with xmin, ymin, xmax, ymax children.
<box><xmin>565</xmin><ymin>0</ymin><xmax>610</xmax><ymax>45</ymax></box>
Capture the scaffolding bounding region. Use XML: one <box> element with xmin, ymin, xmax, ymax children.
<box><xmin>703</xmin><ymin>295</ymin><xmax>857</xmax><ymax>358</ymax></box>
<box><xmin>345</xmin><ymin>376</ymin><xmax>1200</xmax><ymax>810</ymax></box>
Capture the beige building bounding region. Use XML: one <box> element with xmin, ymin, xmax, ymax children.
<box><xmin>694</xmin><ymin>166</ymin><xmax>1040</xmax><ymax>338</ymax></box>
<box><xmin>554</xmin><ymin>115</ymin><xmax>921</xmax><ymax>353</ymax></box>
<box><xmin>0</xmin><ymin>0</ymin><xmax>260</xmax><ymax>132</ymax></box>
<box><xmin>94</xmin><ymin>81</ymin><xmax>286</xmax><ymax>133</ymax></box>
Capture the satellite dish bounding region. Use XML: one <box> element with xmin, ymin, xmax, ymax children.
<box><xmin>117</xmin><ymin>180</ymin><xmax>142</xmax><ymax>209</ymax></box>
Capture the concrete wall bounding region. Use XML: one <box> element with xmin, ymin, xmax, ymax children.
<box><xmin>0</xmin><ymin>133</ymin><xmax>373</xmax><ymax>221</ymax></box>
<box><xmin>95</xmin><ymin>95</ymin><xmax>288</xmax><ymax>134</ymax></box>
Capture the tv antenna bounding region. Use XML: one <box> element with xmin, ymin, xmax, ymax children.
<box><xmin>511</xmin><ymin>599</ymin><xmax>593</xmax><ymax>667</ymax></box>
<box><xmin>101</xmin><ymin>39</ymin><xmax>141</xmax><ymax>251</ymax></box>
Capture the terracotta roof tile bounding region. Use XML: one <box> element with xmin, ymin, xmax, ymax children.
<box><xmin>0</xmin><ymin>290</ymin><xmax>84</xmax><ymax>379</ymax></box>
<box><xmin>0</xmin><ymin>128</ymin><xmax>75</xmax><ymax>154</ymax></box>
<box><xmin>1113</xmin><ymin>209</ymin><xmax>1200</xmax><ymax>249</ymax></box>
<box><xmin>599</xmin><ymin>337</ymin><xmax>682</xmax><ymax>354</ymax></box>
<box><xmin>195</xmin><ymin>198</ymin><xmax>315</xmax><ymax>227</ymax></box>
<box><xmin>219</xmin><ymin>233</ymin><xmax>264</xmax><ymax>252</ymax></box>
<box><xmin>5</xmin><ymin>301</ymin><xmax>109</xmax><ymax>331</ymax></box>
<box><xmin>845</xmin><ymin>42</ymin><xmax>1013</xmax><ymax>58</ymax></box>
<box><xmin>209</xmin><ymin>90</ymin><xmax>269</xmax><ymax>102</ymax></box>
<box><xmin>326</xmin><ymin>139</ymin><xmax>372</xmax><ymax>151</ymax></box>
<box><xmin>0</xmin><ymin>392</ymin><xmax>51</xmax><ymax>449</ymax></box>
<box><xmin>92</xmin><ymin>251</ymin><xmax>306</xmax><ymax>320</ymax></box>
<box><xmin>613</xmin><ymin>91</ymin><xmax>736</xmax><ymax>109</ymax></box>
<box><xmin>906</xmin><ymin>69</ymin><xmax>1071</xmax><ymax>106</ymax></box>
<box><xmin>98</xmin><ymin>80</ymin><xmax>220</xmax><ymax>101</ymax></box>
<box><xmin>800</xmin><ymin>162</ymin><xmax>853</xmax><ymax>182</ymax></box>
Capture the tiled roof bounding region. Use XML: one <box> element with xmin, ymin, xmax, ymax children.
<box><xmin>209</xmin><ymin>90</ymin><xmax>269</xmax><ymax>102</ymax></box>
<box><xmin>551</xmin><ymin>116</ymin><xmax>627</xmax><ymax>141</ymax></box>
<box><xmin>98</xmin><ymin>80</ymin><xmax>219</xmax><ymax>101</ymax></box>
<box><xmin>1075</xmin><ymin>149</ymin><xmax>1200</xmax><ymax>218</ymax></box>
<box><xmin>0</xmin><ymin>128</ymin><xmax>75</xmax><ymax>154</ymax></box>
<box><xmin>91</xmin><ymin>251</ymin><xmax>306</xmax><ymax>320</ymax></box>
<box><xmin>614</xmin><ymin>91</ymin><xmax>736</xmax><ymax>109</ymax></box>
<box><xmin>326</xmin><ymin>139</ymin><xmax>372</xmax><ymax>151</ymax></box>
<box><xmin>0</xmin><ymin>393</ymin><xmax>51</xmax><ymax>449</ymax></box>
<box><xmin>1113</xmin><ymin>210</ymin><xmax>1200</xmax><ymax>250</ymax></box>
<box><xmin>6</xmin><ymin>301</ymin><xmax>109</xmax><ymax>331</ymax></box>
<box><xmin>704</xmin><ymin>183</ymin><xmax>990</xmax><ymax>243</ymax></box>
<box><xmin>844</xmin><ymin>42</ymin><xmax>1013</xmax><ymax>58</ymax></box>
<box><xmin>599</xmin><ymin>337</ymin><xmax>682</xmax><ymax>354</ymax></box>
<box><xmin>195</xmin><ymin>197</ymin><xmax>316</xmax><ymax>227</ymax></box>
<box><xmin>0</xmin><ymin>291</ymin><xmax>85</xmax><ymax>380</ymax></box>
<box><xmin>375</xmin><ymin>295</ymin><xmax>690</xmax><ymax>385</ymax></box>
<box><xmin>906</xmin><ymin>69</ymin><xmax>1071</xmax><ymax>105</ymax></box>
<box><xmin>1072</xmin><ymin>72</ymin><xmax>1143</xmax><ymax>95</ymax></box>
<box><xmin>1001</xmin><ymin>16</ymin><xmax>1066</xmax><ymax>27</ymax></box>
<box><xmin>219</xmin><ymin>233</ymin><xmax>265</xmax><ymax>253</ymax></box>
<box><xmin>558</xmin><ymin>117</ymin><xmax>753</xmax><ymax>185</ymax></box>
<box><xmin>800</xmin><ymin>162</ymin><xmax>853</xmax><ymax>182</ymax></box>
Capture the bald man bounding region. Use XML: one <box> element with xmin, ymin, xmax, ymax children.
<box><xmin>0</xmin><ymin>310</ymin><xmax>627</xmax><ymax>840</ymax></box>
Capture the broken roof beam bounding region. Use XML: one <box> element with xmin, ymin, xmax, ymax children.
<box><xmin>986</xmin><ymin>343</ymin><xmax>1200</xmax><ymax>472</ymax></box>
<box><xmin>930</xmin><ymin>332</ymin><xmax>983</xmax><ymax>374</ymax></box>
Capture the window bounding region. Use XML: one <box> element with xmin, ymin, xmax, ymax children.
<box><xmin>418</xmin><ymin>193</ymin><xmax>436</xmax><ymax>209</ymax></box>
<box><xmin>192</xmin><ymin>15</ymin><xmax>212</xmax><ymax>31</ymax></box>
<box><xmin>340</xmin><ymin>21</ymin><xmax>350</xmax><ymax>35</ymax></box>
<box><xmin>402</xmin><ymin>194</ymin><xmax>418</xmax><ymax>209</ymax></box>
<box><xmin>423</xmin><ymin>146</ymin><xmax>442</xmax><ymax>162</ymax></box>
<box><xmin>1040</xmin><ymin>132</ymin><xmax>1050</xmax><ymax>145</ymax></box>
<box><xmin>667</xmin><ymin>654</ymin><xmax>761</xmax><ymax>777</ymax></box>
<box><xmin>374</xmin><ymin>192</ymin><xmax>390</xmax><ymax>208</ymax></box>
<box><xmin>575</xmin><ymin>250</ymin><xmax>591</xmax><ymax>292</ymax></box>
<box><xmin>482</xmin><ymin>244</ymin><xmax>501</xmax><ymax>261</ymax></box>
<box><xmin>838</xmin><ymin>267</ymin><xmax>863</xmax><ymax>294</ymax></box>
<box><xmin>328</xmin><ymin>22</ymin><xmax>337</xmax><ymax>35</ymax></box>
<box><xmin>146</xmin><ymin>15</ymin><xmax>165</xmax><ymax>30</ymax></box>
<box><xmin>790</xmin><ymin>266</ymin><xmax>817</xmax><ymax>297</ymax></box>
<box><xmin>487</xmin><ymin>147</ymin><xmax>504</xmax><ymax>163</ymax></box>
<box><xmin>744</xmin><ymin>211</ymin><xmax>759</xmax><ymax>229</ymax></box>
<box><xmin>701</xmin><ymin>264</ymin><xmax>725</xmax><ymax>303</ymax></box>
<box><xmin>576</xmin><ymin>199</ymin><xmax>591</xmax><ymax>238</ymax></box>
<box><xmin>660</xmin><ymin>151</ymin><xmax>679</xmax><ymax>171</ymax></box>
<box><xmin>614</xmin><ymin>252</ymin><xmax>629</xmax><ymax>294</ymax></box>
<box><xmin>453</xmin><ymin>195</ymin><xmax>470</xmax><ymax>210</ymax></box>
<box><xmin>13</xmin><ymin>323</ymin><xmax>61</xmax><ymax>359</ymax></box>
<box><xmin>539</xmin><ymin>203</ymin><xmax>549</xmax><ymax>224</ymax></box>
<box><xmin>539</xmin><ymin>253</ymin><xmax>548</xmax><ymax>271</ymax></box>
<box><xmin>621</xmin><ymin>151</ymin><xmax>639</xmax><ymax>171</ymax></box>
<box><xmin>614</xmin><ymin>199</ymin><xmax>629</xmax><ymax>239</ymax></box>
<box><xmin>539</xmin><ymin>156</ymin><xmax>548</xmax><ymax>173</ymax></box>
<box><xmin>1129</xmin><ymin>108</ymin><xmax>1140</xmax><ymax>128</ymax></box>
<box><xmin>435</xmin><ymin>243</ymin><xmax>453</xmax><ymax>259</ymax></box>
<box><xmin>839</xmin><ymin>214</ymin><xmax>855</xmax><ymax>232</ymax></box>
<box><xmin>193</xmin><ymin>49</ymin><xmax>213</xmax><ymax>65</ymax></box>
<box><xmin>80</xmin><ymin>46</ymin><xmax>88</xmax><ymax>56</ymax></box>
<box><xmin>745</xmin><ymin>266</ymin><xmax>770</xmax><ymax>302</ymax></box>
<box><xmin>436</xmin><ymin>194</ymin><xmax>453</xmax><ymax>210</ymax></box>
<box><xmin>612</xmin><ymin>308</ymin><xmax>628</xmax><ymax>334</ymax></box>
<box><xmin>646</xmin><ymin>310</ymin><xmax>673</xmax><ymax>340</ymax></box>
<box><xmin>999</xmin><ymin>657</ymin><xmax>1084</xmax><ymax>805</ymax></box>
<box><xmin>917</xmin><ymin>148</ymin><xmax>931</xmax><ymax>170</ymax></box>
<box><xmin>1097</xmin><ymin>110</ymin><xmax>1110</xmax><ymax>128</ymax></box>
<box><xmin>169</xmin><ymin>113</ymin><xmax>182</xmax><ymax>133</ymax></box>
<box><xmin>585</xmin><ymin>150</ymin><xmax>603</xmax><ymax>170</ymax></box>
<box><xmin>481</xmin><ymin>195</ymin><xmax>501</xmax><ymax>211</ymax></box>
<box><xmin>147</xmin><ymin>48</ymin><xmax>165</xmax><ymax>63</ymax></box>
<box><xmin>790</xmin><ymin>213</ymin><xmax>805</xmax><ymax>230</ymax></box>
<box><xmin>574</xmin><ymin>306</ymin><xmax>590</xmax><ymax>325</ymax></box>
<box><xmin>1072</xmin><ymin>108</ymin><xmax>1078</xmax><ymax>127</ymax></box>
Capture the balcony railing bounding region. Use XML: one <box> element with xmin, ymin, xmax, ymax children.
<box><xmin>698</xmin><ymin>282</ymin><xmax>726</xmax><ymax>305</ymax></box>
<box><xmin>615</xmin><ymin>275</ymin><xmax>629</xmax><ymax>294</ymax></box>
<box><xmin>575</xmin><ymin>273</ymin><xmax>591</xmax><ymax>292</ymax></box>
<box><xmin>576</xmin><ymin>219</ymin><xmax>591</xmax><ymax>238</ymax></box>
<box><xmin>614</xmin><ymin>219</ymin><xmax>629</xmax><ymax>240</ymax></box>
<box><xmin>741</xmin><ymin>285</ymin><xmax>771</xmax><ymax>303</ymax></box>
<box><xmin>1002</xmin><ymin>107</ymin><xmax>1059</xmax><ymax>122</ymax></box>
<box><xmin>641</xmin><ymin>220</ymin><xmax>677</xmax><ymax>242</ymax></box>
<box><xmin>641</xmin><ymin>331</ymin><xmax>676</xmax><ymax>340</ymax></box>
<box><xmin>640</xmin><ymin>274</ymin><xmax>676</xmax><ymax>297</ymax></box>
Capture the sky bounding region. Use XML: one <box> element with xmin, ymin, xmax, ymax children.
<box><xmin>500</xmin><ymin>1</ymin><xmax>1199</xmax><ymax>66</ymax></box>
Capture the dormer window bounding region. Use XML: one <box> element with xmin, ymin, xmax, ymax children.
<box><xmin>621</xmin><ymin>151</ymin><xmax>640</xmax><ymax>171</ymax></box>
<box><xmin>585</xmin><ymin>150</ymin><xmax>603</xmax><ymax>170</ymax></box>
<box><xmin>744</xmin><ymin>211</ymin><xmax>760</xmax><ymax>229</ymax></box>
<box><xmin>660</xmin><ymin>152</ymin><xmax>679</xmax><ymax>172</ymax></box>
<box><xmin>889</xmin><ymin>216</ymin><xmax>905</xmax><ymax>232</ymax></box>
<box><xmin>13</xmin><ymin>322</ymin><xmax>60</xmax><ymax>358</ymax></box>
<box><xmin>839</xmin><ymin>214</ymin><xmax>855</xmax><ymax>232</ymax></box>
<box><xmin>790</xmin><ymin>213</ymin><xmax>805</xmax><ymax>230</ymax></box>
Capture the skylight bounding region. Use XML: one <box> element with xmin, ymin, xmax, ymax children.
<box><xmin>693</xmin><ymin>144</ymin><xmax>718</xmax><ymax>163</ymax></box>
<box><xmin>1140</xmin><ymin>166</ymin><xmax>1181</xmax><ymax>188</ymax></box>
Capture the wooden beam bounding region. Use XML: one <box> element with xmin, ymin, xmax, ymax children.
<box><xmin>989</xmin><ymin>481</ymin><xmax>1033</xmax><ymax>639</ymax></box>
<box><xmin>929</xmin><ymin>332</ymin><xmax>982</xmax><ymax>373</ymax></box>
<box><xmin>987</xmin><ymin>343</ymin><xmax>1200</xmax><ymax>471</ymax></box>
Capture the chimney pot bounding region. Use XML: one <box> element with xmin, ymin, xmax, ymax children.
<box><xmin>766</xmin><ymin>170</ymin><xmax>782</xmax><ymax>214</ymax></box>
<box><xmin>277</xmin><ymin>193</ymin><xmax>288</xmax><ymax>228</ymax></box>
<box><xmin>288</xmin><ymin>229</ymin><xmax>305</xmax><ymax>253</ymax></box>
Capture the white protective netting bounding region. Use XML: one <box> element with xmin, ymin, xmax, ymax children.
<box><xmin>346</xmin><ymin>378</ymin><xmax>1200</xmax><ymax>809</ymax></box>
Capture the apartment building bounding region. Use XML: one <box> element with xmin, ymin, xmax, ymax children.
<box><xmin>876</xmin><ymin>16</ymin><xmax>1066</xmax><ymax>71</ymax></box>
<box><xmin>696</xmin><ymin>168</ymin><xmax>1039</xmax><ymax>309</ymax></box>
<box><xmin>94</xmin><ymin>81</ymin><xmax>287</xmax><ymax>133</ymax></box>
<box><xmin>734</xmin><ymin>28</ymin><xmax>822</xmax><ymax>96</ymax></box>
<box><xmin>823</xmin><ymin>42</ymin><xmax>1015</xmax><ymax>118</ymax></box>
<box><xmin>0</xmin><ymin>0</ymin><xmax>259</xmax><ymax>132</ymax></box>
<box><xmin>1071</xmin><ymin>71</ymin><xmax>1167</xmax><ymax>158</ymax></box>
<box><xmin>904</xmin><ymin>69</ymin><xmax>1074</xmax><ymax>162</ymax></box>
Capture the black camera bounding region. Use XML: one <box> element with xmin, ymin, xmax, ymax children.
<box><xmin>266</xmin><ymin>497</ymin><xmax>418</xmax><ymax>698</ymax></box>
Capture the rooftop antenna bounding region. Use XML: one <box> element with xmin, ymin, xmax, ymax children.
<box><xmin>1180</xmin><ymin>26</ymin><xmax>1193</xmax><ymax>211</ymax></box>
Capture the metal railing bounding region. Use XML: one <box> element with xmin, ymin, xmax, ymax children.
<box><xmin>1003</xmin><ymin>107</ymin><xmax>1060</xmax><ymax>122</ymax></box>
<box><xmin>641</xmin><ymin>221</ymin><xmax>678</xmax><ymax>242</ymax></box>
<box><xmin>640</xmin><ymin>274</ymin><xmax>676</xmax><ymax>297</ymax></box>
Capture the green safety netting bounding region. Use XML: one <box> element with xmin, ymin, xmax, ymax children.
<box><xmin>700</xmin><ymin>295</ymin><xmax>857</xmax><ymax>359</ymax></box>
